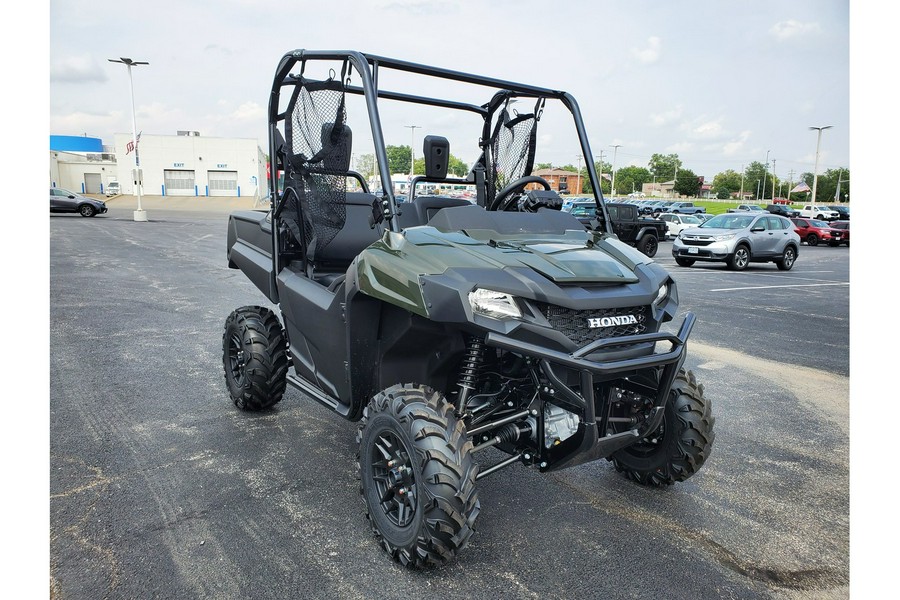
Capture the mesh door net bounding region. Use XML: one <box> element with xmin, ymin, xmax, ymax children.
<box><xmin>488</xmin><ymin>99</ymin><xmax>542</xmax><ymax>204</ymax></box>
<box><xmin>283</xmin><ymin>76</ymin><xmax>350</xmax><ymax>261</ymax></box>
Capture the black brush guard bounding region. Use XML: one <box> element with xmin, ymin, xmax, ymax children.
<box><xmin>480</xmin><ymin>312</ymin><xmax>695</xmax><ymax>473</ymax></box>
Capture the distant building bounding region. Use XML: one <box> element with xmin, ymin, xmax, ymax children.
<box><xmin>531</xmin><ymin>168</ymin><xmax>587</xmax><ymax>194</ymax></box>
<box><xmin>49</xmin><ymin>132</ymin><xmax>266</xmax><ymax>198</ymax></box>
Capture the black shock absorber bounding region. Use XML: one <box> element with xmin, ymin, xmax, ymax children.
<box><xmin>456</xmin><ymin>335</ymin><xmax>485</xmax><ymax>413</ymax></box>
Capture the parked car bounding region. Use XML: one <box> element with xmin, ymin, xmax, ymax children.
<box><xmin>659</xmin><ymin>213</ymin><xmax>704</xmax><ymax>239</ymax></box>
<box><xmin>671</xmin><ymin>213</ymin><xmax>800</xmax><ymax>271</ymax></box>
<box><xmin>727</xmin><ymin>204</ymin><xmax>765</xmax><ymax>213</ymax></box>
<box><xmin>829</xmin><ymin>220</ymin><xmax>849</xmax><ymax>246</ymax></box>
<box><xmin>799</xmin><ymin>205</ymin><xmax>840</xmax><ymax>220</ymax></box>
<box><xmin>666</xmin><ymin>201</ymin><xmax>706</xmax><ymax>215</ymax></box>
<box><xmin>694</xmin><ymin>213</ymin><xmax>715</xmax><ymax>224</ymax></box>
<box><xmin>827</xmin><ymin>205</ymin><xmax>850</xmax><ymax>220</ymax></box>
<box><xmin>567</xmin><ymin>201</ymin><xmax>668</xmax><ymax>257</ymax></box>
<box><xmin>105</xmin><ymin>181</ymin><xmax>121</xmax><ymax>197</ymax></box>
<box><xmin>49</xmin><ymin>187</ymin><xmax>108</xmax><ymax>217</ymax></box>
<box><xmin>765</xmin><ymin>204</ymin><xmax>800</xmax><ymax>218</ymax></box>
<box><xmin>789</xmin><ymin>217</ymin><xmax>845</xmax><ymax>246</ymax></box>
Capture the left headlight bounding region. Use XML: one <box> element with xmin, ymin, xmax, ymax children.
<box><xmin>654</xmin><ymin>282</ymin><xmax>669</xmax><ymax>307</ymax></box>
<box><xmin>468</xmin><ymin>289</ymin><xmax>522</xmax><ymax>320</ymax></box>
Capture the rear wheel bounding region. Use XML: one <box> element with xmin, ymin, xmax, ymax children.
<box><xmin>222</xmin><ymin>306</ymin><xmax>288</xmax><ymax>411</ymax></box>
<box><xmin>675</xmin><ymin>257</ymin><xmax>695</xmax><ymax>267</ymax></box>
<box><xmin>611</xmin><ymin>369</ymin><xmax>715</xmax><ymax>486</ymax></box>
<box><xmin>358</xmin><ymin>384</ymin><xmax>480</xmax><ymax>568</ymax></box>
<box><xmin>727</xmin><ymin>245</ymin><xmax>750</xmax><ymax>270</ymax></box>
<box><xmin>79</xmin><ymin>204</ymin><xmax>96</xmax><ymax>217</ymax></box>
<box><xmin>776</xmin><ymin>246</ymin><xmax>797</xmax><ymax>271</ymax></box>
<box><xmin>806</xmin><ymin>234</ymin><xmax>819</xmax><ymax>246</ymax></box>
<box><xmin>637</xmin><ymin>234</ymin><xmax>659</xmax><ymax>258</ymax></box>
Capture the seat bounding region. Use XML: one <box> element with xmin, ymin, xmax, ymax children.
<box><xmin>313</xmin><ymin>192</ymin><xmax>384</xmax><ymax>275</ymax></box>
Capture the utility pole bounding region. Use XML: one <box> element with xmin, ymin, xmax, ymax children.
<box><xmin>595</xmin><ymin>151</ymin><xmax>605</xmax><ymax>197</ymax></box>
<box><xmin>810</xmin><ymin>125</ymin><xmax>833</xmax><ymax>204</ymax></box>
<box><xmin>576</xmin><ymin>155</ymin><xmax>582</xmax><ymax>194</ymax></box>
<box><xmin>834</xmin><ymin>169</ymin><xmax>844</xmax><ymax>203</ymax></box>
<box><xmin>739</xmin><ymin>165</ymin><xmax>744</xmax><ymax>202</ymax></box>
<box><xmin>610</xmin><ymin>144</ymin><xmax>621</xmax><ymax>199</ymax></box>
<box><xmin>787</xmin><ymin>169</ymin><xmax>795</xmax><ymax>203</ymax></box>
<box><xmin>771</xmin><ymin>158</ymin><xmax>776</xmax><ymax>201</ymax></box>
<box><xmin>404</xmin><ymin>125</ymin><xmax>420</xmax><ymax>187</ymax></box>
<box><xmin>761</xmin><ymin>150</ymin><xmax>770</xmax><ymax>201</ymax></box>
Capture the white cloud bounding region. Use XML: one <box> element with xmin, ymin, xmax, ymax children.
<box><xmin>231</xmin><ymin>102</ymin><xmax>265</xmax><ymax>121</ymax></box>
<box><xmin>650</xmin><ymin>106</ymin><xmax>682</xmax><ymax>127</ymax></box>
<box><xmin>50</xmin><ymin>54</ymin><xmax>107</xmax><ymax>83</ymax></box>
<box><xmin>690</xmin><ymin>119</ymin><xmax>724</xmax><ymax>139</ymax></box>
<box><xmin>666</xmin><ymin>142</ymin><xmax>693</xmax><ymax>154</ymax></box>
<box><xmin>722</xmin><ymin>130</ymin><xmax>752</xmax><ymax>156</ymax></box>
<box><xmin>770</xmin><ymin>20</ymin><xmax>821</xmax><ymax>41</ymax></box>
<box><xmin>632</xmin><ymin>36</ymin><xmax>661</xmax><ymax>64</ymax></box>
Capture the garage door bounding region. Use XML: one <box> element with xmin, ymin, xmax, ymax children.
<box><xmin>84</xmin><ymin>173</ymin><xmax>102</xmax><ymax>194</ymax></box>
<box><xmin>208</xmin><ymin>170</ymin><xmax>238</xmax><ymax>197</ymax></box>
<box><xmin>164</xmin><ymin>170</ymin><xmax>196</xmax><ymax>196</ymax></box>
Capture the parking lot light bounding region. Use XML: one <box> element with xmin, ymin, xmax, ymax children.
<box><xmin>809</xmin><ymin>126</ymin><xmax>833</xmax><ymax>204</ymax></box>
<box><xmin>109</xmin><ymin>57</ymin><xmax>150</xmax><ymax>222</ymax></box>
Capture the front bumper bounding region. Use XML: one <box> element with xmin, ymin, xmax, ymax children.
<box><xmin>672</xmin><ymin>239</ymin><xmax>734</xmax><ymax>261</ymax></box>
<box><xmin>484</xmin><ymin>311</ymin><xmax>695</xmax><ymax>471</ymax></box>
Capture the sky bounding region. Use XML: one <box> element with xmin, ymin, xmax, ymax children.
<box><xmin>46</xmin><ymin>0</ymin><xmax>852</xmax><ymax>183</ymax></box>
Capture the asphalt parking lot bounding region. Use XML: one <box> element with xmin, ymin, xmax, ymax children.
<box><xmin>49</xmin><ymin>200</ymin><xmax>850</xmax><ymax>599</ymax></box>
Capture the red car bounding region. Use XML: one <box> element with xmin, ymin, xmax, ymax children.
<box><xmin>829</xmin><ymin>220</ymin><xmax>849</xmax><ymax>247</ymax></box>
<box><xmin>789</xmin><ymin>217</ymin><xmax>846</xmax><ymax>247</ymax></box>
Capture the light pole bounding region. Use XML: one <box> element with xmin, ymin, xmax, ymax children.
<box><xmin>109</xmin><ymin>57</ymin><xmax>149</xmax><ymax>222</ymax></box>
<box><xmin>575</xmin><ymin>155</ymin><xmax>582</xmax><ymax>194</ymax></box>
<box><xmin>810</xmin><ymin>125</ymin><xmax>833</xmax><ymax>204</ymax></box>
<box><xmin>404</xmin><ymin>125</ymin><xmax>420</xmax><ymax>185</ymax></box>
<box><xmin>609</xmin><ymin>144</ymin><xmax>621</xmax><ymax>199</ymax></box>
<box><xmin>771</xmin><ymin>158</ymin><xmax>776</xmax><ymax>201</ymax></box>
<box><xmin>761</xmin><ymin>150</ymin><xmax>770</xmax><ymax>201</ymax></box>
<box><xmin>739</xmin><ymin>164</ymin><xmax>745</xmax><ymax>202</ymax></box>
<box><xmin>595</xmin><ymin>151</ymin><xmax>605</xmax><ymax>197</ymax></box>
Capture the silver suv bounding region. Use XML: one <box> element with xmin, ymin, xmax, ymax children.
<box><xmin>671</xmin><ymin>212</ymin><xmax>800</xmax><ymax>271</ymax></box>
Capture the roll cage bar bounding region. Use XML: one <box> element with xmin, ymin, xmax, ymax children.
<box><xmin>266</xmin><ymin>49</ymin><xmax>612</xmax><ymax>265</ymax></box>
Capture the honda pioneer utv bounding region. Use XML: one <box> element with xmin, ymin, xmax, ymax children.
<box><xmin>222</xmin><ymin>49</ymin><xmax>714</xmax><ymax>568</ymax></box>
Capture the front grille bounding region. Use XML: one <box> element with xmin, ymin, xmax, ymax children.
<box><xmin>680</xmin><ymin>236</ymin><xmax>714</xmax><ymax>246</ymax></box>
<box><xmin>533</xmin><ymin>302</ymin><xmax>649</xmax><ymax>346</ymax></box>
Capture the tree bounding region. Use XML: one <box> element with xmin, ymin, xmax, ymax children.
<box><xmin>386</xmin><ymin>145</ymin><xmax>412</xmax><ymax>175</ymax></box>
<box><xmin>613</xmin><ymin>165</ymin><xmax>652</xmax><ymax>196</ymax></box>
<box><xmin>356</xmin><ymin>153</ymin><xmax>375</xmax><ymax>179</ymax></box>
<box><xmin>711</xmin><ymin>169</ymin><xmax>742</xmax><ymax>199</ymax></box>
<box><xmin>743</xmin><ymin>161</ymin><xmax>769</xmax><ymax>201</ymax></box>
<box><xmin>648</xmin><ymin>153</ymin><xmax>682</xmax><ymax>181</ymax></box>
<box><xmin>413</xmin><ymin>153</ymin><xmax>470</xmax><ymax>178</ymax></box>
<box><xmin>673</xmin><ymin>168</ymin><xmax>701</xmax><ymax>197</ymax></box>
<box><xmin>807</xmin><ymin>168</ymin><xmax>850</xmax><ymax>203</ymax></box>
<box><xmin>535</xmin><ymin>162</ymin><xmax>553</xmax><ymax>170</ymax></box>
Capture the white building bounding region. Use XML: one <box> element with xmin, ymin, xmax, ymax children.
<box><xmin>49</xmin><ymin>132</ymin><xmax>267</xmax><ymax>199</ymax></box>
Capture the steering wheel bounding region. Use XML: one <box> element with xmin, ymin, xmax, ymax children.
<box><xmin>489</xmin><ymin>175</ymin><xmax>552</xmax><ymax>211</ymax></box>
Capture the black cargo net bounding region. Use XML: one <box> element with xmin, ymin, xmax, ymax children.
<box><xmin>488</xmin><ymin>99</ymin><xmax>542</xmax><ymax>204</ymax></box>
<box><xmin>282</xmin><ymin>73</ymin><xmax>350</xmax><ymax>261</ymax></box>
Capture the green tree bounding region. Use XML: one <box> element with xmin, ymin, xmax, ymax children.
<box><xmin>356</xmin><ymin>153</ymin><xmax>376</xmax><ymax>179</ymax></box>
<box><xmin>613</xmin><ymin>165</ymin><xmax>652</xmax><ymax>196</ymax></box>
<box><xmin>413</xmin><ymin>153</ymin><xmax>470</xmax><ymax>178</ymax></box>
<box><xmin>711</xmin><ymin>169</ymin><xmax>742</xmax><ymax>199</ymax></box>
<box><xmin>535</xmin><ymin>162</ymin><xmax>553</xmax><ymax>170</ymax></box>
<box><xmin>386</xmin><ymin>145</ymin><xmax>412</xmax><ymax>175</ymax></box>
<box><xmin>743</xmin><ymin>162</ymin><xmax>769</xmax><ymax>201</ymax></box>
<box><xmin>673</xmin><ymin>168</ymin><xmax>701</xmax><ymax>197</ymax></box>
<box><xmin>648</xmin><ymin>153</ymin><xmax>682</xmax><ymax>181</ymax></box>
<box><xmin>808</xmin><ymin>168</ymin><xmax>850</xmax><ymax>203</ymax></box>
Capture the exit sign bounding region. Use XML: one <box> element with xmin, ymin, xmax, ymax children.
<box><xmin>217</xmin><ymin>163</ymin><xmax>227</xmax><ymax>168</ymax></box>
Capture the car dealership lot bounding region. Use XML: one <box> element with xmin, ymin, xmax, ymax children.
<box><xmin>50</xmin><ymin>204</ymin><xmax>849</xmax><ymax>599</ymax></box>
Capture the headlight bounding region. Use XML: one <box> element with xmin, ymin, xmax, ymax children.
<box><xmin>654</xmin><ymin>283</ymin><xmax>669</xmax><ymax>306</ymax></box>
<box><xmin>714</xmin><ymin>233</ymin><xmax>736</xmax><ymax>241</ymax></box>
<box><xmin>468</xmin><ymin>289</ymin><xmax>522</xmax><ymax>319</ymax></box>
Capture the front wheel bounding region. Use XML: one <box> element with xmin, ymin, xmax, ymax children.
<box><xmin>79</xmin><ymin>204</ymin><xmax>96</xmax><ymax>217</ymax></box>
<box><xmin>358</xmin><ymin>384</ymin><xmax>480</xmax><ymax>568</ymax></box>
<box><xmin>806</xmin><ymin>234</ymin><xmax>819</xmax><ymax>246</ymax></box>
<box><xmin>637</xmin><ymin>234</ymin><xmax>659</xmax><ymax>258</ymax></box>
<box><xmin>727</xmin><ymin>245</ymin><xmax>750</xmax><ymax>270</ymax></box>
<box><xmin>675</xmin><ymin>257</ymin><xmax>695</xmax><ymax>267</ymax></box>
<box><xmin>222</xmin><ymin>306</ymin><xmax>288</xmax><ymax>411</ymax></box>
<box><xmin>611</xmin><ymin>369</ymin><xmax>715</xmax><ymax>486</ymax></box>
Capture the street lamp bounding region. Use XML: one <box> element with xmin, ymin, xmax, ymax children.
<box><xmin>575</xmin><ymin>155</ymin><xmax>582</xmax><ymax>194</ymax></box>
<box><xmin>609</xmin><ymin>144</ymin><xmax>621</xmax><ymax>199</ymax></box>
<box><xmin>760</xmin><ymin>150</ymin><xmax>770</xmax><ymax>201</ymax></box>
<box><xmin>809</xmin><ymin>126</ymin><xmax>833</xmax><ymax>204</ymax></box>
<box><xmin>109</xmin><ymin>57</ymin><xmax>150</xmax><ymax>222</ymax></box>
<box><xmin>404</xmin><ymin>125</ymin><xmax>420</xmax><ymax>188</ymax></box>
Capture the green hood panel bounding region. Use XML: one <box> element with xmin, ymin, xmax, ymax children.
<box><xmin>355</xmin><ymin>226</ymin><xmax>648</xmax><ymax>316</ymax></box>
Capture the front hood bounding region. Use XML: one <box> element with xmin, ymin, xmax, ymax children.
<box><xmin>679</xmin><ymin>227</ymin><xmax>735</xmax><ymax>238</ymax></box>
<box><xmin>377</xmin><ymin>226</ymin><xmax>644</xmax><ymax>284</ymax></box>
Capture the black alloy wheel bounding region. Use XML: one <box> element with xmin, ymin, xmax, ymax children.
<box><xmin>79</xmin><ymin>204</ymin><xmax>96</xmax><ymax>217</ymax></box>
<box><xmin>637</xmin><ymin>234</ymin><xmax>658</xmax><ymax>258</ymax></box>
<box><xmin>806</xmin><ymin>234</ymin><xmax>819</xmax><ymax>246</ymax></box>
<box><xmin>222</xmin><ymin>306</ymin><xmax>288</xmax><ymax>411</ymax></box>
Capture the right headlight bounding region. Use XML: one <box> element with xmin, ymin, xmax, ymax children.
<box><xmin>468</xmin><ymin>289</ymin><xmax>522</xmax><ymax>320</ymax></box>
<box><xmin>714</xmin><ymin>233</ymin><xmax>736</xmax><ymax>241</ymax></box>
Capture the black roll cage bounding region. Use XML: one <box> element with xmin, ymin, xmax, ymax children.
<box><xmin>267</xmin><ymin>49</ymin><xmax>613</xmax><ymax>275</ymax></box>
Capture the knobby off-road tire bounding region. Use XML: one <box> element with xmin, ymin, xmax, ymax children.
<box><xmin>357</xmin><ymin>384</ymin><xmax>480</xmax><ymax>568</ymax></box>
<box><xmin>637</xmin><ymin>233</ymin><xmax>659</xmax><ymax>258</ymax></box>
<box><xmin>612</xmin><ymin>369</ymin><xmax>715</xmax><ymax>487</ymax></box>
<box><xmin>222</xmin><ymin>306</ymin><xmax>288</xmax><ymax>411</ymax></box>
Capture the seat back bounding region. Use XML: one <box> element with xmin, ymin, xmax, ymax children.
<box><xmin>397</xmin><ymin>195</ymin><xmax>472</xmax><ymax>228</ymax></box>
<box><xmin>315</xmin><ymin>192</ymin><xmax>384</xmax><ymax>270</ymax></box>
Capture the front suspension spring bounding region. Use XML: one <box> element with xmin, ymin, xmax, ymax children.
<box><xmin>456</xmin><ymin>335</ymin><xmax>485</xmax><ymax>412</ymax></box>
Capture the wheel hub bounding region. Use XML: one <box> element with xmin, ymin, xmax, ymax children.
<box><xmin>370</xmin><ymin>431</ymin><xmax>417</xmax><ymax>527</ymax></box>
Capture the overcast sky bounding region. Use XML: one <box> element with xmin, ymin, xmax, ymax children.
<box><xmin>48</xmin><ymin>0</ymin><xmax>851</xmax><ymax>181</ymax></box>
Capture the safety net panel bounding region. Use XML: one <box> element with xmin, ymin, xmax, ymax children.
<box><xmin>488</xmin><ymin>102</ymin><xmax>540</xmax><ymax>202</ymax></box>
<box><xmin>282</xmin><ymin>77</ymin><xmax>350</xmax><ymax>258</ymax></box>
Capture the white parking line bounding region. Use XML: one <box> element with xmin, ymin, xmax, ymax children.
<box><xmin>710</xmin><ymin>282</ymin><xmax>850</xmax><ymax>292</ymax></box>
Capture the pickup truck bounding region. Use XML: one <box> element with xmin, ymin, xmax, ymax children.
<box><xmin>727</xmin><ymin>204</ymin><xmax>765</xmax><ymax>213</ymax></box>
<box><xmin>799</xmin><ymin>205</ymin><xmax>840</xmax><ymax>220</ymax></box>
<box><xmin>568</xmin><ymin>201</ymin><xmax>667</xmax><ymax>257</ymax></box>
<box><xmin>666</xmin><ymin>201</ymin><xmax>706</xmax><ymax>214</ymax></box>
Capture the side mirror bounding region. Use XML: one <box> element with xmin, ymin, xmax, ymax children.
<box><xmin>750</xmin><ymin>226</ymin><xmax>765</xmax><ymax>232</ymax></box>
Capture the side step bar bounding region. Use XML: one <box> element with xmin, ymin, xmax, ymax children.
<box><xmin>286</xmin><ymin>373</ymin><xmax>351</xmax><ymax>418</ymax></box>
